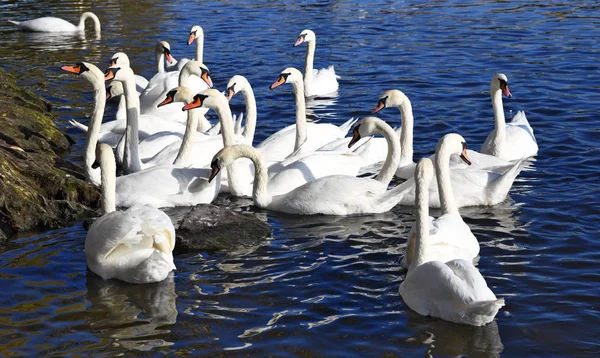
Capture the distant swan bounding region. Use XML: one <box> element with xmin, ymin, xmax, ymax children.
<box><xmin>9</xmin><ymin>12</ymin><xmax>101</xmax><ymax>34</ymax></box>
<box><xmin>399</xmin><ymin>157</ymin><xmax>504</xmax><ymax>326</ymax></box>
<box><xmin>85</xmin><ymin>143</ymin><xmax>176</xmax><ymax>284</ymax></box>
<box><xmin>293</xmin><ymin>29</ymin><xmax>339</xmax><ymax>97</ymax></box>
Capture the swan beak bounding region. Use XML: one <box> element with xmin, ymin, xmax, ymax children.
<box><xmin>61</xmin><ymin>65</ymin><xmax>81</xmax><ymax>74</ymax></box>
<box><xmin>348</xmin><ymin>126</ymin><xmax>362</xmax><ymax>148</ymax></box>
<box><xmin>269</xmin><ymin>75</ymin><xmax>286</xmax><ymax>90</ymax></box>
<box><xmin>372</xmin><ymin>100</ymin><xmax>386</xmax><ymax>114</ymax></box>
<box><xmin>187</xmin><ymin>32</ymin><xmax>196</xmax><ymax>45</ymax></box>
<box><xmin>165</xmin><ymin>51</ymin><xmax>174</xmax><ymax>64</ymax></box>
<box><xmin>208</xmin><ymin>165</ymin><xmax>221</xmax><ymax>182</ymax></box>
<box><xmin>157</xmin><ymin>94</ymin><xmax>174</xmax><ymax>108</ymax></box>
<box><xmin>182</xmin><ymin>96</ymin><xmax>202</xmax><ymax>111</ymax></box>
<box><xmin>293</xmin><ymin>34</ymin><xmax>306</xmax><ymax>47</ymax></box>
<box><xmin>460</xmin><ymin>143</ymin><xmax>472</xmax><ymax>165</ymax></box>
<box><xmin>201</xmin><ymin>72</ymin><xmax>213</xmax><ymax>88</ymax></box>
<box><xmin>104</xmin><ymin>68</ymin><xmax>116</xmax><ymax>81</ymax></box>
<box><xmin>225</xmin><ymin>87</ymin><xmax>235</xmax><ymax>101</ymax></box>
<box><xmin>500</xmin><ymin>82</ymin><xmax>512</xmax><ymax>98</ymax></box>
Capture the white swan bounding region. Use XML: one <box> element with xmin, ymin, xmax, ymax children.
<box><xmin>399</xmin><ymin>158</ymin><xmax>504</xmax><ymax>326</ymax></box>
<box><xmin>265</xmin><ymin>67</ymin><xmax>355</xmax><ymax>162</ymax></box>
<box><xmin>207</xmin><ymin>117</ymin><xmax>414</xmax><ymax>215</ymax></box>
<box><xmin>108</xmin><ymin>52</ymin><xmax>148</xmax><ymax>95</ymax></box>
<box><xmin>140</xmin><ymin>43</ymin><xmax>212</xmax><ymax>124</ymax></box>
<box><xmin>397</xmin><ymin>133</ymin><xmax>528</xmax><ymax>208</ymax></box>
<box><xmin>480</xmin><ymin>73</ymin><xmax>538</xmax><ymax>161</ymax></box>
<box><xmin>401</xmin><ymin>134</ymin><xmax>480</xmax><ymax>269</ymax></box>
<box><xmin>9</xmin><ymin>12</ymin><xmax>101</xmax><ymax>34</ymax></box>
<box><xmin>373</xmin><ymin>89</ymin><xmax>514</xmax><ymax>178</ymax></box>
<box><xmin>188</xmin><ymin>25</ymin><xmax>205</xmax><ymax>62</ymax></box>
<box><xmin>85</xmin><ymin>143</ymin><xmax>176</xmax><ymax>284</ymax></box>
<box><xmin>293</xmin><ymin>29</ymin><xmax>339</xmax><ymax>97</ymax></box>
<box><xmin>61</xmin><ymin>62</ymin><xmax>104</xmax><ymax>185</ymax></box>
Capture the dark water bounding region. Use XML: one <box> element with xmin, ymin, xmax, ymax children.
<box><xmin>1</xmin><ymin>0</ymin><xmax>599</xmax><ymax>356</ymax></box>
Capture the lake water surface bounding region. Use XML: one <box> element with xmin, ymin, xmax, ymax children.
<box><xmin>1</xmin><ymin>1</ymin><xmax>599</xmax><ymax>356</ymax></box>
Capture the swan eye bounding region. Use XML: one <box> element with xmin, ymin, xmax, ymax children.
<box><xmin>211</xmin><ymin>158</ymin><xmax>219</xmax><ymax>168</ymax></box>
<box><xmin>167</xmin><ymin>89</ymin><xmax>178</xmax><ymax>98</ymax></box>
<box><xmin>281</xmin><ymin>73</ymin><xmax>290</xmax><ymax>81</ymax></box>
<box><xmin>77</xmin><ymin>62</ymin><xmax>90</xmax><ymax>74</ymax></box>
<box><xmin>109</xmin><ymin>58</ymin><xmax>118</xmax><ymax>66</ymax></box>
<box><xmin>163</xmin><ymin>47</ymin><xmax>170</xmax><ymax>55</ymax></box>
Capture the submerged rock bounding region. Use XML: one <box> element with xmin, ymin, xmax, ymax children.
<box><xmin>175</xmin><ymin>204</ymin><xmax>271</xmax><ymax>253</ymax></box>
<box><xmin>0</xmin><ymin>68</ymin><xmax>100</xmax><ymax>238</ymax></box>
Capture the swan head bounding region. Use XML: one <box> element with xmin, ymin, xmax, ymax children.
<box><xmin>372</xmin><ymin>89</ymin><xmax>409</xmax><ymax>113</ymax></box>
<box><xmin>109</xmin><ymin>52</ymin><xmax>131</xmax><ymax>68</ymax></box>
<box><xmin>156</xmin><ymin>41</ymin><xmax>174</xmax><ymax>64</ymax></box>
<box><xmin>269</xmin><ymin>67</ymin><xmax>303</xmax><ymax>90</ymax></box>
<box><xmin>415</xmin><ymin>157</ymin><xmax>435</xmax><ymax>187</ymax></box>
<box><xmin>104</xmin><ymin>65</ymin><xmax>134</xmax><ymax>83</ymax></box>
<box><xmin>61</xmin><ymin>62</ymin><xmax>105</xmax><ymax>84</ymax></box>
<box><xmin>293</xmin><ymin>29</ymin><xmax>316</xmax><ymax>46</ymax></box>
<box><xmin>188</xmin><ymin>25</ymin><xmax>203</xmax><ymax>45</ymax></box>
<box><xmin>348</xmin><ymin>116</ymin><xmax>385</xmax><ymax>148</ymax></box>
<box><xmin>225</xmin><ymin>75</ymin><xmax>249</xmax><ymax>101</ymax></box>
<box><xmin>157</xmin><ymin>86</ymin><xmax>196</xmax><ymax>107</ymax></box>
<box><xmin>181</xmin><ymin>60</ymin><xmax>213</xmax><ymax>88</ymax></box>
<box><xmin>182</xmin><ymin>89</ymin><xmax>225</xmax><ymax>111</ymax></box>
<box><xmin>491</xmin><ymin>73</ymin><xmax>511</xmax><ymax>98</ymax></box>
<box><xmin>208</xmin><ymin>145</ymin><xmax>255</xmax><ymax>182</ymax></box>
<box><xmin>106</xmin><ymin>81</ymin><xmax>124</xmax><ymax>101</ymax></box>
<box><xmin>437</xmin><ymin>133</ymin><xmax>472</xmax><ymax>165</ymax></box>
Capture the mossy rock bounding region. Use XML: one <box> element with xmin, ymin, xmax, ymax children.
<box><xmin>0</xmin><ymin>68</ymin><xmax>100</xmax><ymax>238</ymax></box>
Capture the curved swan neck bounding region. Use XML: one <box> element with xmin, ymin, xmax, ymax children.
<box><xmin>195</xmin><ymin>29</ymin><xmax>204</xmax><ymax>62</ymax></box>
<box><xmin>156</xmin><ymin>49</ymin><xmax>165</xmax><ymax>74</ymax></box>
<box><xmin>116</xmin><ymin>94</ymin><xmax>126</xmax><ymax>119</ymax></box>
<box><xmin>398</xmin><ymin>99</ymin><xmax>414</xmax><ymax>166</ymax></box>
<box><xmin>235</xmin><ymin>146</ymin><xmax>272</xmax><ymax>207</ymax></box>
<box><xmin>100</xmin><ymin>147</ymin><xmax>116</xmax><ymax>214</ymax></box>
<box><xmin>303</xmin><ymin>41</ymin><xmax>316</xmax><ymax>91</ymax></box>
<box><xmin>491</xmin><ymin>85</ymin><xmax>506</xmax><ymax>142</ymax></box>
<box><xmin>79</xmin><ymin>12</ymin><xmax>101</xmax><ymax>34</ymax></box>
<box><xmin>241</xmin><ymin>86</ymin><xmax>257</xmax><ymax>143</ymax></box>
<box><xmin>84</xmin><ymin>80</ymin><xmax>105</xmax><ymax>185</ymax></box>
<box><xmin>121</xmin><ymin>74</ymin><xmax>143</xmax><ymax>174</ymax></box>
<box><xmin>173</xmin><ymin>108</ymin><xmax>200</xmax><ymax>166</ymax></box>
<box><xmin>291</xmin><ymin>80</ymin><xmax>307</xmax><ymax>150</ymax></box>
<box><xmin>413</xmin><ymin>167</ymin><xmax>431</xmax><ymax>269</ymax></box>
<box><xmin>178</xmin><ymin>65</ymin><xmax>192</xmax><ymax>87</ymax></box>
<box><xmin>435</xmin><ymin>143</ymin><xmax>459</xmax><ymax>215</ymax></box>
<box><xmin>375</xmin><ymin>121</ymin><xmax>402</xmax><ymax>185</ymax></box>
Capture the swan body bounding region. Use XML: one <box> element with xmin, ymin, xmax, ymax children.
<box><xmin>140</xmin><ymin>43</ymin><xmax>212</xmax><ymax>125</ymax></box>
<box><xmin>401</xmin><ymin>134</ymin><xmax>480</xmax><ymax>269</ymax></box>
<box><xmin>85</xmin><ymin>144</ymin><xmax>176</xmax><ymax>284</ymax></box>
<box><xmin>395</xmin><ymin>132</ymin><xmax>527</xmax><ymax>208</ymax></box>
<box><xmin>481</xmin><ymin>74</ymin><xmax>538</xmax><ymax>160</ymax></box>
<box><xmin>399</xmin><ymin>158</ymin><xmax>504</xmax><ymax>326</ymax></box>
<box><xmin>265</xmin><ymin>67</ymin><xmax>353</xmax><ymax>162</ymax></box>
<box><xmin>208</xmin><ymin>117</ymin><xmax>413</xmax><ymax>215</ymax></box>
<box><xmin>9</xmin><ymin>12</ymin><xmax>101</xmax><ymax>34</ymax></box>
<box><xmin>293</xmin><ymin>29</ymin><xmax>339</xmax><ymax>97</ymax></box>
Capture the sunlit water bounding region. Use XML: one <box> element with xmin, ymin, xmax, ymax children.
<box><xmin>1</xmin><ymin>1</ymin><xmax>599</xmax><ymax>356</ymax></box>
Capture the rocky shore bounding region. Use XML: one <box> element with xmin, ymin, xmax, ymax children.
<box><xmin>0</xmin><ymin>68</ymin><xmax>100</xmax><ymax>240</ymax></box>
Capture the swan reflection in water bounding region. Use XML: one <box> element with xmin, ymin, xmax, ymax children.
<box><xmin>404</xmin><ymin>309</ymin><xmax>504</xmax><ymax>357</ymax></box>
<box><xmin>85</xmin><ymin>272</ymin><xmax>178</xmax><ymax>351</ymax></box>
<box><xmin>15</xmin><ymin>31</ymin><xmax>97</xmax><ymax>52</ymax></box>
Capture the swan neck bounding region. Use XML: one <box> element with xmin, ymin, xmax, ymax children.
<box><xmin>398</xmin><ymin>100</ymin><xmax>414</xmax><ymax>166</ymax></box>
<box><xmin>156</xmin><ymin>50</ymin><xmax>165</xmax><ymax>74</ymax></box>
<box><xmin>116</xmin><ymin>95</ymin><xmax>126</xmax><ymax>119</ymax></box>
<box><xmin>195</xmin><ymin>31</ymin><xmax>204</xmax><ymax>62</ymax></box>
<box><xmin>413</xmin><ymin>170</ymin><xmax>430</xmax><ymax>269</ymax></box>
<box><xmin>303</xmin><ymin>41</ymin><xmax>315</xmax><ymax>90</ymax></box>
<box><xmin>100</xmin><ymin>149</ymin><xmax>117</xmax><ymax>214</ymax></box>
<box><xmin>173</xmin><ymin>109</ymin><xmax>200</xmax><ymax>166</ymax></box>
<box><xmin>375</xmin><ymin>121</ymin><xmax>402</xmax><ymax>185</ymax></box>
<box><xmin>84</xmin><ymin>84</ymin><xmax>105</xmax><ymax>185</ymax></box>
<box><xmin>292</xmin><ymin>81</ymin><xmax>307</xmax><ymax>150</ymax></box>
<box><xmin>242</xmin><ymin>146</ymin><xmax>272</xmax><ymax>207</ymax></box>
<box><xmin>178</xmin><ymin>66</ymin><xmax>191</xmax><ymax>87</ymax></box>
<box><xmin>241</xmin><ymin>86</ymin><xmax>257</xmax><ymax>143</ymax></box>
<box><xmin>435</xmin><ymin>145</ymin><xmax>458</xmax><ymax>215</ymax></box>
<box><xmin>79</xmin><ymin>13</ymin><xmax>101</xmax><ymax>33</ymax></box>
<box><xmin>491</xmin><ymin>86</ymin><xmax>506</xmax><ymax>141</ymax></box>
<box><xmin>121</xmin><ymin>76</ymin><xmax>143</xmax><ymax>174</ymax></box>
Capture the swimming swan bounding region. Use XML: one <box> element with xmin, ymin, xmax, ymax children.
<box><xmin>10</xmin><ymin>12</ymin><xmax>100</xmax><ymax>34</ymax></box>
<box><xmin>293</xmin><ymin>29</ymin><xmax>339</xmax><ymax>97</ymax></box>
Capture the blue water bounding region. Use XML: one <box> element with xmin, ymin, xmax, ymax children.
<box><xmin>1</xmin><ymin>0</ymin><xmax>599</xmax><ymax>356</ymax></box>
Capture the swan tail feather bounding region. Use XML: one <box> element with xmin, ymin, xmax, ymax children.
<box><xmin>8</xmin><ymin>20</ymin><xmax>20</xmax><ymax>26</ymax></box>
<box><xmin>488</xmin><ymin>158</ymin><xmax>528</xmax><ymax>204</ymax></box>
<box><xmin>339</xmin><ymin>117</ymin><xmax>359</xmax><ymax>135</ymax></box>
<box><xmin>376</xmin><ymin>179</ymin><xmax>414</xmax><ymax>211</ymax></box>
<box><xmin>455</xmin><ymin>298</ymin><xmax>505</xmax><ymax>326</ymax></box>
<box><xmin>69</xmin><ymin>119</ymin><xmax>89</xmax><ymax>132</ymax></box>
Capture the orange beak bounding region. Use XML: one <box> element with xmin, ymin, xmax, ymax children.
<box><xmin>348</xmin><ymin>127</ymin><xmax>361</xmax><ymax>148</ymax></box>
<box><xmin>208</xmin><ymin>165</ymin><xmax>220</xmax><ymax>182</ymax></box>
<box><xmin>269</xmin><ymin>75</ymin><xmax>286</xmax><ymax>90</ymax></box>
<box><xmin>187</xmin><ymin>32</ymin><xmax>196</xmax><ymax>45</ymax></box>
<box><xmin>372</xmin><ymin>100</ymin><xmax>386</xmax><ymax>114</ymax></box>
<box><xmin>104</xmin><ymin>69</ymin><xmax>115</xmax><ymax>81</ymax></box>
<box><xmin>182</xmin><ymin>96</ymin><xmax>202</xmax><ymax>111</ymax></box>
<box><xmin>225</xmin><ymin>87</ymin><xmax>234</xmax><ymax>101</ymax></box>
<box><xmin>293</xmin><ymin>36</ymin><xmax>305</xmax><ymax>47</ymax></box>
<box><xmin>500</xmin><ymin>82</ymin><xmax>512</xmax><ymax>98</ymax></box>
<box><xmin>201</xmin><ymin>72</ymin><xmax>213</xmax><ymax>88</ymax></box>
<box><xmin>61</xmin><ymin>65</ymin><xmax>80</xmax><ymax>74</ymax></box>
<box><xmin>157</xmin><ymin>95</ymin><xmax>174</xmax><ymax>108</ymax></box>
<box><xmin>165</xmin><ymin>51</ymin><xmax>174</xmax><ymax>64</ymax></box>
<box><xmin>460</xmin><ymin>144</ymin><xmax>472</xmax><ymax>165</ymax></box>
